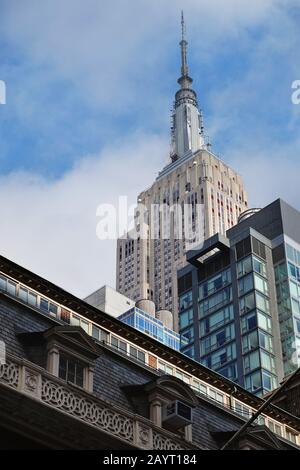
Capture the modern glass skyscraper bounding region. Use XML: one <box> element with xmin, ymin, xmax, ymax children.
<box><xmin>178</xmin><ymin>199</ymin><xmax>300</xmax><ymax>395</ymax></box>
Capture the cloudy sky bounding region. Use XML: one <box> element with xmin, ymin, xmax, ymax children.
<box><xmin>0</xmin><ymin>0</ymin><xmax>300</xmax><ymax>298</ymax></box>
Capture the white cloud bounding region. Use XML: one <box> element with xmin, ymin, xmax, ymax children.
<box><xmin>0</xmin><ymin>0</ymin><xmax>300</xmax><ymax>299</ymax></box>
<box><xmin>0</xmin><ymin>133</ymin><xmax>168</xmax><ymax>298</ymax></box>
<box><xmin>0</xmin><ymin>0</ymin><xmax>285</xmax><ymax>114</ymax></box>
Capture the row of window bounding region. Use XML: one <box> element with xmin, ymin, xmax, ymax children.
<box><xmin>198</xmin><ymin>268</ymin><xmax>231</xmax><ymax>300</ymax></box>
<box><xmin>239</xmin><ymin>291</ymin><xmax>270</xmax><ymax>316</ymax></box>
<box><xmin>201</xmin><ymin>343</ymin><xmax>237</xmax><ymax>369</ymax></box>
<box><xmin>286</xmin><ymin>243</ymin><xmax>300</xmax><ymax>267</ymax></box>
<box><xmin>244</xmin><ymin>349</ymin><xmax>276</xmax><ymax>375</ymax></box>
<box><xmin>0</xmin><ymin>270</ymin><xmax>298</xmax><ymax>445</ymax></box>
<box><xmin>238</xmin><ymin>272</ymin><xmax>269</xmax><ymax>297</ymax></box>
<box><xmin>199</xmin><ymin>286</ymin><xmax>232</xmax><ymax>317</ymax></box>
<box><xmin>245</xmin><ymin>369</ymin><xmax>277</xmax><ymax>394</ymax></box>
<box><xmin>237</xmin><ymin>255</ymin><xmax>267</xmax><ymax>279</ymax></box>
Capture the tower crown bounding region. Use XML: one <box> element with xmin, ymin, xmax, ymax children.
<box><xmin>170</xmin><ymin>12</ymin><xmax>205</xmax><ymax>161</ymax></box>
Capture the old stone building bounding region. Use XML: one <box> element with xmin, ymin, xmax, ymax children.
<box><xmin>0</xmin><ymin>254</ymin><xmax>299</xmax><ymax>450</ymax></box>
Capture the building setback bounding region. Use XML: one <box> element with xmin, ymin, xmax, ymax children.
<box><xmin>178</xmin><ymin>199</ymin><xmax>300</xmax><ymax>396</ymax></box>
<box><xmin>0</xmin><ymin>253</ymin><xmax>299</xmax><ymax>449</ymax></box>
<box><xmin>116</xmin><ymin>15</ymin><xmax>248</xmax><ymax>327</ymax></box>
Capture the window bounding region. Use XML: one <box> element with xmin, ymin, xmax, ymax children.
<box><xmin>40</xmin><ymin>298</ymin><xmax>49</xmax><ymax>312</ymax></box>
<box><xmin>238</xmin><ymin>273</ymin><xmax>254</xmax><ymax>296</ymax></box>
<box><xmin>257</xmin><ymin>311</ymin><xmax>272</xmax><ymax>333</ymax></box>
<box><xmin>256</xmin><ymin>293</ymin><xmax>270</xmax><ymax>314</ymax></box>
<box><xmin>199</xmin><ymin>287</ymin><xmax>232</xmax><ymax>317</ymax></box>
<box><xmin>28</xmin><ymin>291</ymin><xmax>37</xmax><ymax>307</ymax></box>
<box><xmin>254</xmin><ymin>274</ymin><xmax>269</xmax><ymax>296</ymax></box>
<box><xmin>40</xmin><ymin>297</ymin><xmax>58</xmax><ymax>317</ymax></box>
<box><xmin>179</xmin><ymin>308</ymin><xmax>193</xmax><ymax>329</ymax></box>
<box><xmin>259</xmin><ymin>330</ymin><xmax>274</xmax><ymax>353</ymax></box>
<box><xmin>245</xmin><ymin>371</ymin><xmax>262</xmax><ymax>392</ymax></box>
<box><xmin>262</xmin><ymin>371</ymin><xmax>277</xmax><ymax>391</ymax></box>
<box><xmin>208</xmin><ymin>388</ymin><xmax>224</xmax><ymax>404</ymax></box>
<box><xmin>218</xmin><ymin>364</ymin><xmax>237</xmax><ymax>381</ymax></box>
<box><xmin>292</xmin><ymin>298</ymin><xmax>300</xmax><ymax>315</ymax></box>
<box><xmin>241</xmin><ymin>312</ymin><xmax>257</xmax><ymax>333</ymax></box>
<box><xmin>192</xmin><ymin>380</ymin><xmax>207</xmax><ymax>396</ymax></box>
<box><xmin>179</xmin><ymin>290</ymin><xmax>193</xmax><ymax>311</ymax></box>
<box><xmin>158</xmin><ymin>361</ymin><xmax>173</xmax><ymax>375</ymax></box>
<box><xmin>199</xmin><ymin>269</ymin><xmax>231</xmax><ymax>300</ymax></box>
<box><xmin>92</xmin><ymin>324</ymin><xmax>109</xmax><ymax>343</ymax></box>
<box><xmin>175</xmin><ymin>370</ymin><xmax>183</xmax><ymax>381</ymax></box>
<box><xmin>7</xmin><ymin>280</ymin><xmax>16</xmax><ymax>296</ymax></box>
<box><xmin>239</xmin><ymin>292</ymin><xmax>255</xmax><ymax>314</ymax></box>
<box><xmin>0</xmin><ymin>275</ymin><xmax>6</xmax><ymax>291</ymax></box>
<box><xmin>180</xmin><ymin>326</ymin><xmax>194</xmax><ymax>344</ymax></box>
<box><xmin>80</xmin><ymin>319</ymin><xmax>89</xmax><ymax>334</ymax></box>
<box><xmin>71</xmin><ymin>314</ymin><xmax>89</xmax><ymax>332</ymax></box>
<box><xmin>236</xmin><ymin>237</ymin><xmax>251</xmax><ymax>260</ymax></box>
<box><xmin>244</xmin><ymin>350</ymin><xmax>260</xmax><ymax>373</ymax></box>
<box><xmin>182</xmin><ymin>346</ymin><xmax>195</xmax><ymax>359</ymax></box>
<box><xmin>290</xmin><ymin>279</ymin><xmax>300</xmax><ymax>298</ymax></box>
<box><xmin>237</xmin><ymin>256</ymin><xmax>252</xmax><ymax>278</ymax></box>
<box><xmin>234</xmin><ymin>400</ymin><xmax>252</xmax><ymax>419</ymax></box>
<box><xmin>253</xmin><ymin>257</ymin><xmax>267</xmax><ymax>278</ymax></box>
<box><xmin>201</xmin><ymin>324</ymin><xmax>235</xmax><ymax>355</ymax></box>
<box><xmin>200</xmin><ymin>305</ymin><xmax>234</xmax><ymax>335</ymax></box>
<box><xmin>261</xmin><ymin>351</ymin><xmax>276</xmax><ymax>373</ymax></box>
<box><xmin>252</xmin><ymin>237</ymin><xmax>266</xmax><ymax>260</ymax></box>
<box><xmin>274</xmin><ymin>423</ymin><xmax>282</xmax><ymax>437</ymax></box>
<box><xmin>111</xmin><ymin>335</ymin><xmax>127</xmax><ymax>353</ymax></box>
<box><xmin>286</xmin><ymin>428</ymin><xmax>298</xmax><ymax>444</ymax></box>
<box><xmin>274</xmin><ymin>263</ymin><xmax>287</xmax><ymax>282</ymax></box>
<box><xmin>58</xmin><ymin>353</ymin><xmax>84</xmax><ymax>388</ymax></box>
<box><xmin>286</xmin><ymin>243</ymin><xmax>300</xmax><ymax>265</ymax></box>
<box><xmin>288</xmin><ymin>262</ymin><xmax>300</xmax><ymax>282</ymax></box>
<box><xmin>129</xmin><ymin>345</ymin><xmax>146</xmax><ymax>363</ymax></box>
<box><xmin>71</xmin><ymin>315</ymin><xmax>80</xmax><ymax>326</ymax></box>
<box><xmin>242</xmin><ymin>330</ymin><xmax>258</xmax><ymax>353</ymax></box>
<box><xmin>203</xmin><ymin>343</ymin><xmax>236</xmax><ymax>369</ymax></box>
<box><xmin>18</xmin><ymin>286</ymin><xmax>28</xmax><ymax>303</ymax></box>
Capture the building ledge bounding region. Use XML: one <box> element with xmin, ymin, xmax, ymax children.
<box><xmin>186</xmin><ymin>233</ymin><xmax>230</xmax><ymax>267</ymax></box>
<box><xmin>0</xmin><ymin>354</ymin><xmax>199</xmax><ymax>450</ymax></box>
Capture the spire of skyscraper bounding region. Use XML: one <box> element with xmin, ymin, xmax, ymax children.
<box><xmin>170</xmin><ymin>12</ymin><xmax>205</xmax><ymax>160</ymax></box>
<box><xmin>180</xmin><ymin>11</ymin><xmax>188</xmax><ymax>76</ymax></box>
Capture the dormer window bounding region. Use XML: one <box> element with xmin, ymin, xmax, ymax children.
<box><xmin>17</xmin><ymin>325</ymin><xmax>100</xmax><ymax>393</ymax></box>
<box><xmin>44</xmin><ymin>326</ymin><xmax>100</xmax><ymax>392</ymax></box>
<box><xmin>58</xmin><ymin>353</ymin><xmax>85</xmax><ymax>388</ymax></box>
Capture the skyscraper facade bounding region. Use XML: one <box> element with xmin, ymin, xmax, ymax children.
<box><xmin>177</xmin><ymin>199</ymin><xmax>300</xmax><ymax>395</ymax></box>
<box><xmin>116</xmin><ymin>15</ymin><xmax>248</xmax><ymax>328</ymax></box>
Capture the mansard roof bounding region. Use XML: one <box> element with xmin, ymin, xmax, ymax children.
<box><xmin>1</xmin><ymin>252</ymin><xmax>300</xmax><ymax>432</ymax></box>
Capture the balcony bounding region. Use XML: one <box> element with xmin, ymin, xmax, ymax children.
<box><xmin>0</xmin><ymin>354</ymin><xmax>197</xmax><ymax>450</ymax></box>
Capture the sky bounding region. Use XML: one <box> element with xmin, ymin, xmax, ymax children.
<box><xmin>0</xmin><ymin>0</ymin><xmax>300</xmax><ymax>298</ymax></box>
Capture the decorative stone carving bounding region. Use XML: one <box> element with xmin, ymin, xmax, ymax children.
<box><xmin>153</xmin><ymin>431</ymin><xmax>183</xmax><ymax>450</ymax></box>
<box><xmin>134</xmin><ymin>421</ymin><xmax>152</xmax><ymax>449</ymax></box>
<box><xmin>41</xmin><ymin>378</ymin><xmax>134</xmax><ymax>443</ymax></box>
<box><xmin>18</xmin><ymin>366</ymin><xmax>42</xmax><ymax>398</ymax></box>
<box><xmin>0</xmin><ymin>361</ymin><xmax>19</xmax><ymax>388</ymax></box>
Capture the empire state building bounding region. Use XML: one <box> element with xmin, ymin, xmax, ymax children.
<box><xmin>116</xmin><ymin>13</ymin><xmax>248</xmax><ymax>329</ymax></box>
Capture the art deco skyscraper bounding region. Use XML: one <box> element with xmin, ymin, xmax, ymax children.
<box><xmin>116</xmin><ymin>14</ymin><xmax>248</xmax><ymax>329</ymax></box>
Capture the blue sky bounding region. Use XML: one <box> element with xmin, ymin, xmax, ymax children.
<box><xmin>0</xmin><ymin>0</ymin><xmax>300</xmax><ymax>296</ymax></box>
